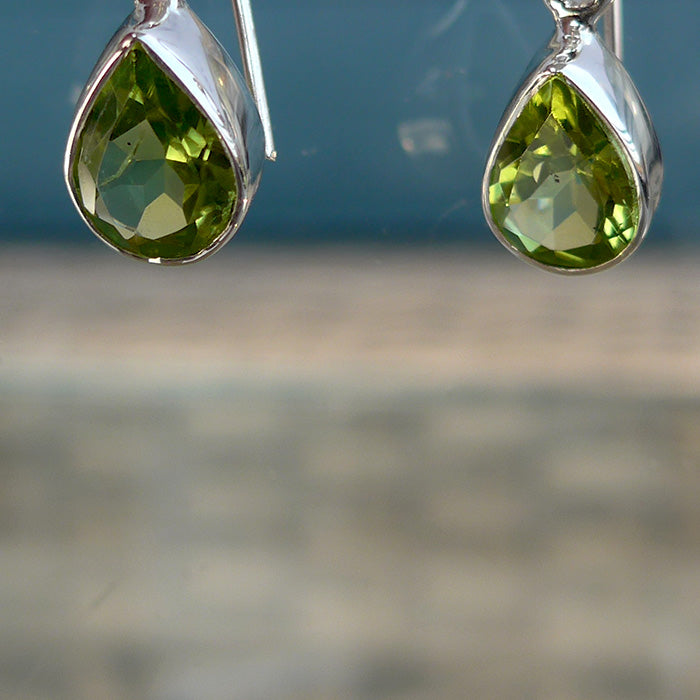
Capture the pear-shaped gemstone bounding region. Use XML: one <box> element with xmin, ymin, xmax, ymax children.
<box><xmin>488</xmin><ymin>76</ymin><xmax>639</xmax><ymax>269</ymax></box>
<box><xmin>71</xmin><ymin>42</ymin><xmax>237</xmax><ymax>261</ymax></box>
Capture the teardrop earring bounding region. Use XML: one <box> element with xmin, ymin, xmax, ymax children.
<box><xmin>65</xmin><ymin>0</ymin><xmax>276</xmax><ymax>265</ymax></box>
<box><xmin>482</xmin><ymin>0</ymin><xmax>662</xmax><ymax>274</ymax></box>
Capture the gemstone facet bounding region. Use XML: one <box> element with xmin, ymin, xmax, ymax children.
<box><xmin>71</xmin><ymin>42</ymin><xmax>237</xmax><ymax>261</ymax></box>
<box><xmin>488</xmin><ymin>76</ymin><xmax>639</xmax><ymax>269</ymax></box>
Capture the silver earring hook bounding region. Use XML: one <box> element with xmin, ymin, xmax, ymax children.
<box><xmin>232</xmin><ymin>0</ymin><xmax>277</xmax><ymax>161</ymax></box>
<box><xmin>135</xmin><ymin>0</ymin><xmax>277</xmax><ymax>160</ymax></box>
<box><xmin>545</xmin><ymin>0</ymin><xmax>623</xmax><ymax>60</ymax></box>
<box><xmin>602</xmin><ymin>0</ymin><xmax>623</xmax><ymax>60</ymax></box>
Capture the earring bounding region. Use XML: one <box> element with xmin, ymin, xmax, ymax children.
<box><xmin>482</xmin><ymin>0</ymin><xmax>662</xmax><ymax>274</ymax></box>
<box><xmin>65</xmin><ymin>0</ymin><xmax>276</xmax><ymax>265</ymax></box>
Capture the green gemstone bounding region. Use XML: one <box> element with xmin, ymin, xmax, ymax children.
<box><xmin>71</xmin><ymin>42</ymin><xmax>237</xmax><ymax>261</ymax></box>
<box><xmin>488</xmin><ymin>75</ymin><xmax>639</xmax><ymax>269</ymax></box>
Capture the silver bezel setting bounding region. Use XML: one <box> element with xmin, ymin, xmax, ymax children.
<box><xmin>481</xmin><ymin>1</ymin><xmax>663</xmax><ymax>275</ymax></box>
<box><xmin>65</xmin><ymin>0</ymin><xmax>266</xmax><ymax>265</ymax></box>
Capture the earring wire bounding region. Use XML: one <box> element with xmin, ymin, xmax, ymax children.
<box><xmin>602</xmin><ymin>0</ymin><xmax>623</xmax><ymax>60</ymax></box>
<box><xmin>231</xmin><ymin>0</ymin><xmax>277</xmax><ymax>161</ymax></box>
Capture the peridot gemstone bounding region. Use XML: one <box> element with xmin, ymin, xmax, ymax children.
<box><xmin>488</xmin><ymin>75</ymin><xmax>639</xmax><ymax>269</ymax></box>
<box><xmin>71</xmin><ymin>42</ymin><xmax>237</xmax><ymax>261</ymax></box>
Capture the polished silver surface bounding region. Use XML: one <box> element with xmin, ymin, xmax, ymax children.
<box><xmin>544</xmin><ymin>0</ymin><xmax>612</xmax><ymax>18</ymax></box>
<box><xmin>602</xmin><ymin>0</ymin><xmax>623</xmax><ymax>60</ymax></box>
<box><xmin>545</xmin><ymin>0</ymin><xmax>622</xmax><ymax>61</ymax></box>
<box><xmin>482</xmin><ymin>0</ymin><xmax>662</xmax><ymax>275</ymax></box>
<box><xmin>65</xmin><ymin>0</ymin><xmax>267</xmax><ymax>265</ymax></box>
<box><xmin>233</xmin><ymin>0</ymin><xmax>276</xmax><ymax>161</ymax></box>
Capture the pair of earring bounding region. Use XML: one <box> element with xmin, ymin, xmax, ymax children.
<box><xmin>66</xmin><ymin>0</ymin><xmax>662</xmax><ymax>275</ymax></box>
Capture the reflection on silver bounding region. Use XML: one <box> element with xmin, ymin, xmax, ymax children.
<box><xmin>547</xmin><ymin>0</ymin><xmax>623</xmax><ymax>58</ymax></box>
<box><xmin>232</xmin><ymin>0</ymin><xmax>276</xmax><ymax>161</ymax></box>
<box><xmin>65</xmin><ymin>0</ymin><xmax>275</xmax><ymax>265</ymax></box>
<box><xmin>601</xmin><ymin>0</ymin><xmax>623</xmax><ymax>59</ymax></box>
<box><xmin>482</xmin><ymin>0</ymin><xmax>662</xmax><ymax>275</ymax></box>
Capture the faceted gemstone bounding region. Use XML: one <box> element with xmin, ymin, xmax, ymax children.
<box><xmin>488</xmin><ymin>75</ymin><xmax>639</xmax><ymax>269</ymax></box>
<box><xmin>71</xmin><ymin>42</ymin><xmax>237</xmax><ymax>260</ymax></box>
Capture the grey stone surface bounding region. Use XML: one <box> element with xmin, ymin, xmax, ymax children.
<box><xmin>0</xmin><ymin>249</ymin><xmax>699</xmax><ymax>699</ymax></box>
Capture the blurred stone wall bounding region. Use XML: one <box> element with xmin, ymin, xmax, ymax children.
<box><xmin>1</xmin><ymin>250</ymin><xmax>699</xmax><ymax>699</ymax></box>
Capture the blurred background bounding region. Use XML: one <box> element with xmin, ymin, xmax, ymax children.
<box><xmin>2</xmin><ymin>1</ymin><xmax>700</xmax><ymax>699</ymax></box>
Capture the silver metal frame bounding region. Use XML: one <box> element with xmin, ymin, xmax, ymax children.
<box><xmin>65</xmin><ymin>0</ymin><xmax>275</xmax><ymax>265</ymax></box>
<box><xmin>482</xmin><ymin>0</ymin><xmax>663</xmax><ymax>275</ymax></box>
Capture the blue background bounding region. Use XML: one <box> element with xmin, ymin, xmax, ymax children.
<box><xmin>2</xmin><ymin>0</ymin><xmax>696</xmax><ymax>245</ymax></box>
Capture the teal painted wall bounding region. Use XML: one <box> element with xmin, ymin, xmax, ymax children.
<box><xmin>1</xmin><ymin>1</ymin><xmax>694</xmax><ymax>244</ymax></box>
